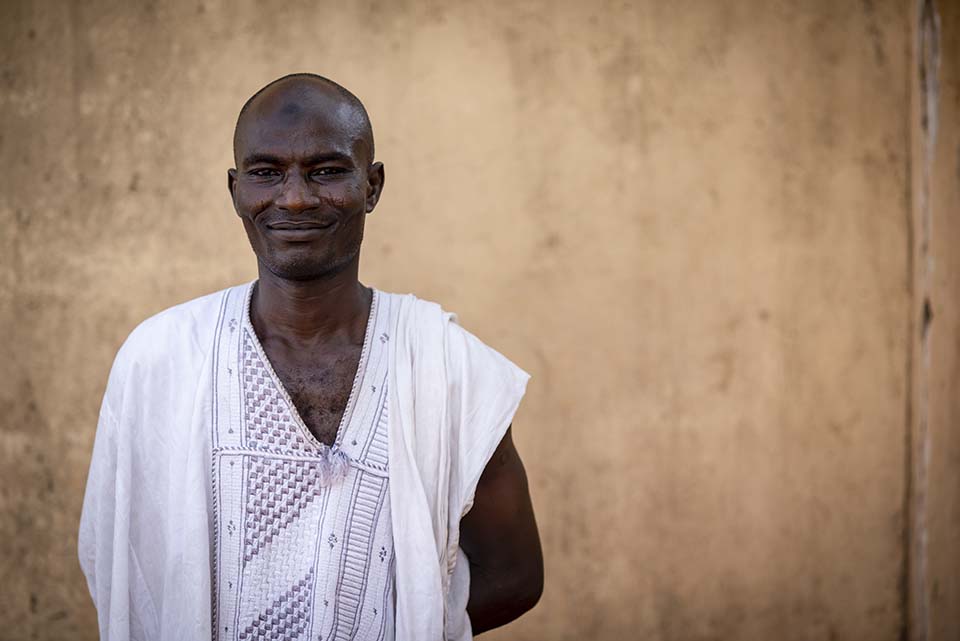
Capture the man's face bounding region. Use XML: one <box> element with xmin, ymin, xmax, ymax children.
<box><xmin>229</xmin><ymin>94</ymin><xmax>383</xmax><ymax>281</ymax></box>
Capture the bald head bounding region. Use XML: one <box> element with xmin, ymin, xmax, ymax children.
<box><xmin>233</xmin><ymin>73</ymin><xmax>375</xmax><ymax>166</ymax></box>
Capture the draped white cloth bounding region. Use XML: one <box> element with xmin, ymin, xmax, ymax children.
<box><xmin>78</xmin><ymin>283</ymin><xmax>529</xmax><ymax>641</ymax></box>
<box><xmin>387</xmin><ymin>294</ymin><xmax>530</xmax><ymax>641</ymax></box>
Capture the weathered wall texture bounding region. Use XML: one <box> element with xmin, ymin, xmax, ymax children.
<box><xmin>910</xmin><ymin>1</ymin><xmax>960</xmax><ymax>640</ymax></box>
<box><xmin>0</xmin><ymin>1</ymin><xmax>952</xmax><ymax>640</ymax></box>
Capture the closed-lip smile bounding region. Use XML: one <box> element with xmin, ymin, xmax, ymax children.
<box><xmin>268</xmin><ymin>220</ymin><xmax>336</xmax><ymax>230</ymax></box>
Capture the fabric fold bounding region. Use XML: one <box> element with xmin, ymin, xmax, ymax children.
<box><xmin>388</xmin><ymin>294</ymin><xmax>530</xmax><ymax>640</ymax></box>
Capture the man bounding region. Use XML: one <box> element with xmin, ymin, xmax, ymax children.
<box><xmin>78</xmin><ymin>73</ymin><xmax>543</xmax><ymax>641</ymax></box>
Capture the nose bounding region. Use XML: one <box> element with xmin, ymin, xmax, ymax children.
<box><xmin>275</xmin><ymin>173</ymin><xmax>320</xmax><ymax>213</ymax></box>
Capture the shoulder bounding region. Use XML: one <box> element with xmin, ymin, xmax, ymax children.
<box><xmin>375</xmin><ymin>290</ymin><xmax>456</xmax><ymax>326</ymax></box>
<box><xmin>119</xmin><ymin>286</ymin><xmax>235</xmax><ymax>363</ymax></box>
<box><xmin>377</xmin><ymin>289</ymin><xmax>529</xmax><ymax>386</ymax></box>
<box><xmin>107</xmin><ymin>284</ymin><xmax>242</xmax><ymax>393</ymax></box>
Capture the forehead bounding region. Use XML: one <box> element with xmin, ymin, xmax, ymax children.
<box><xmin>236</xmin><ymin>88</ymin><xmax>366</xmax><ymax>162</ymax></box>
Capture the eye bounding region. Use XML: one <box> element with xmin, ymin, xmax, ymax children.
<box><xmin>311</xmin><ymin>167</ymin><xmax>348</xmax><ymax>178</ymax></box>
<box><xmin>249</xmin><ymin>168</ymin><xmax>281</xmax><ymax>178</ymax></box>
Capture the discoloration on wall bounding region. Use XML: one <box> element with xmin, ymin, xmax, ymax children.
<box><xmin>907</xmin><ymin>3</ymin><xmax>940</xmax><ymax>638</ymax></box>
<box><xmin>0</xmin><ymin>0</ymin><xmax>945</xmax><ymax>640</ymax></box>
<box><xmin>908</xmin><ymin>1</ymin><xmax>960</xmax><ymax>639</ymax></box>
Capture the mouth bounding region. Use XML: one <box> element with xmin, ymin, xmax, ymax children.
<box><xmin>265</xmin><ymin>219</ymin><xmax>338</xmax><ymax>241</ymax></box>
<box><xmin>267</xmin><ymin>220</ymin><xmax>337</xmax><ymax>230</ymax></box>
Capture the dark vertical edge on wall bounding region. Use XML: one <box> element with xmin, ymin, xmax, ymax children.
<box><xmin>904</xmin><ymin>2</ymin><xmax>941</xmax><ymax>640</ymax></box>
<box><xmin>900</xmin><ymin>2</ymin><xmax>917</xmax><ymax>639</ymax></box>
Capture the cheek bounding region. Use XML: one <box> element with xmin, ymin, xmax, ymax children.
<box><xmin>318</xmin><ymin>182</ymin><xmax>366</xmax><ymax>212</ymax></box>
<box><xmin>235</xmin><ymin>185</ymin><xmax>272</xmax><ymax>218</ymax></box>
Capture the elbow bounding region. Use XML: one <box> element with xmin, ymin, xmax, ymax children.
<box><xmin>467</xmin><ymin>563</ymin><xmax>544</xmax><ymax>633</ymax></box>
<box><xmin>516</xmin><ymin>570</ymin><xmax>544</xmax><ymax>615</ymax></box>
<box><xmin>510</xmin><ymin>561</ymin><xmax>544</xmax><ymax>616</ymax></box>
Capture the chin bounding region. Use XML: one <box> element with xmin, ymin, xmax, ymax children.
<box><xmin>262</xmin><ymin>246</ymin><xmax>361</xmax><ymax>282</ymax></box>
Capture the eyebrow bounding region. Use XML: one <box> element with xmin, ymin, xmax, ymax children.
<box><xmin>241</xmin><ymin>151</ymin><xmax>355</xmax><ymax>167</ymax></box>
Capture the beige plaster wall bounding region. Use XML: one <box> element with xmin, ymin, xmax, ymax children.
<box><xmin>0</xmin><ymin>1</ymin><xmax>938</xmax><ymax>640</ymax></box>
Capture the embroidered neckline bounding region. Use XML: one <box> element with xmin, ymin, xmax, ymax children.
<box><xmin>240</xmin><ymin>281</ymin><xmax>380</xmax><ymax>455</ymax></box>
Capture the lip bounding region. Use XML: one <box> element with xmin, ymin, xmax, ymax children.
<box><xmin>266</xmin><ymin>220</ymin><xmax>338</xmax><ymax>241</ymax></box>
<box><xmin>267</xmin><ymin>220</ymin><xmax>337</xmax><ymax>230</ymax></box>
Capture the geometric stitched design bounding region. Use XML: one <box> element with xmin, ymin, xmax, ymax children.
<box><xmin>243</xmin><ymin>457</ymin><xmax>324</xmax><ymax>562</ymax></box>
<box><xmin>331</xmin><ymin>473</ymin><xmax>387</xmax><ymax>640</ymax></box>
<box><xmin>242</xmin><ymin>331</ymin><xmax>315</xmax><ymax>454</ymax></box>
<box><xmin>361</xmin><ymin>395</ymin><xmax>389</xmax><ymax>471</ymax></box>
<box><xmin>238</xmin><ymin>568</ymin><xmax>315</xmax><ymax>641</ymax></box>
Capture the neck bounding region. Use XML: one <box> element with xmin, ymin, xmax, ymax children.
<box><xmin>250</xmin><ymin>260</ymin><xmax>371</xmax><ymax>345</ymax></box>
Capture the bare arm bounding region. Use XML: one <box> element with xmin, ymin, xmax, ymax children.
<box><xmin>460</xmin><ymin>426</ymin><xmax>544</xmax><ymax>634</ymax></box>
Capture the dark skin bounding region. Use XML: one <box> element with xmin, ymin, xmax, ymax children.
<box><xmin>228</xmin><ymin>76</ymin><xmax>543</xmax><ymax>633</ymax></box>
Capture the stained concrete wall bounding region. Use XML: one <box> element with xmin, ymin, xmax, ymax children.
<box><xmin>0</xmin><ymin>1</ymin><xmax>949</xmax><ymax>640</ymax></box>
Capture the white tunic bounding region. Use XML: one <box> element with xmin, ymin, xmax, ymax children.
<box><xmin>78</xmin><ymin>282</ymin><xmax>529</xmax><ymax>641</ymax></box>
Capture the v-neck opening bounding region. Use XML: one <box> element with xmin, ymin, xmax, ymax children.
<box><xmin>241</xmin><ymin>280</ymin><xmax>380</xmax><ymax>453</ymax></box>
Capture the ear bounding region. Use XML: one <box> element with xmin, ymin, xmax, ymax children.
<box><xmin>365</xmin><ymin>162</ymin><xmax>385</xmax><ymax>214</ymax></box>
<box><xmin>227</xmin><ymin>168</ymin><xmax>239</xmax><ymax>213</ymax></box>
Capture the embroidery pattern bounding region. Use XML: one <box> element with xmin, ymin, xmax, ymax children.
<box><xmin>238</xmin><ymin>568</ymin><xmax>315</xmax><ymax>641</ymax></box>
<box><xmin>214</xmin><ymin>286</ymin><xmax>396</xmax><ymax>641</ymax></box>
<box><xmin>243</xmin><ymin>458</ymin><xmax>324</xmax><ymax>562</ymax></box>
<box><xmin>360</xmin><ymin>399</ymin><xmax>389</xmax><ymax>472</ymax></box>
<box><xmin>330</xmin><ymin>473</ymin><xmax>388</xmax><ymax>640</ymax></box>
<box><xmin>242</xmin><ymin>332</ymin><xmax>315</xmax><ymax>454</ymax></box>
